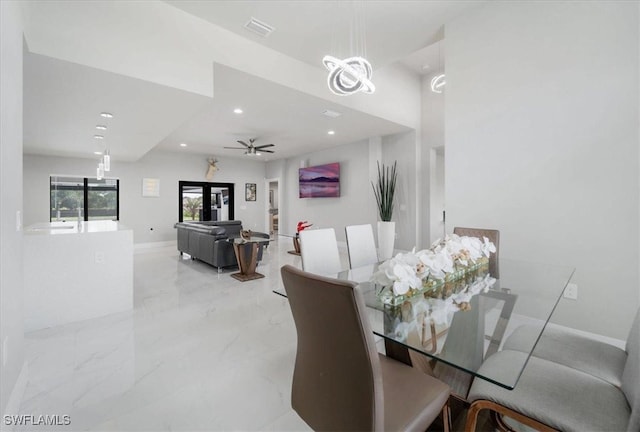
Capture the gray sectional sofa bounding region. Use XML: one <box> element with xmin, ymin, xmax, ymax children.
<box><xmin>174</xmin><ymin>220</ymin><xmax>269</xmax><ymax>271</ymax></box>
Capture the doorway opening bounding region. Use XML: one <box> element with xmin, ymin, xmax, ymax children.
<box><xmin>265</xmin><ymin>178</ymin><xmax>279</xmax><ymax>239</ymax></box>
<box><xmin>429</xmin><ymin>147</ymin><xmax>445</xmax><ymax>243</ymax></box>
<box><xmin>179</xmin><ymin>181</ymin><xmax>235</xmax><ymax>222</ymax></box>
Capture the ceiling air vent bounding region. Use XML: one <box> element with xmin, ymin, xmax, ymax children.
<box><xmin>322</xmin><ymin>109</ymin><xmax>342</xmax><ymax>118</ymax></box>
<box><xmin>244</xmin><ymin>17</ymin><xmax>275</xmax><ymax>37</ymax></box>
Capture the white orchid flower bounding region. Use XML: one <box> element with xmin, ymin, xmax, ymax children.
<box><xmin>461</xmin><ymin>236</ymin><xmax>483</xmax><ymax>261</ymax></box>
<box><xmin>391</xmin><ymin>262</ymin><xmax>421</xmax><ymax>295</ymax></box>
<box><xmin>430</xmin><ymin>298</ymin><xmax>459</xmax><ymax>326</ymax></box>
<box><xmin>481</xmin><ymin>237</ymin><xmax>497</xmax><ymax>257</ymax></box>
<box><xmin>452</xmin><ymin>289</ymin><xmax>473</xmax><ymax>304</ymax></box>
<box><xmin>392</xmin><ymin>322</ymin><xmax>412</xmax><ymax>341</ymax></box>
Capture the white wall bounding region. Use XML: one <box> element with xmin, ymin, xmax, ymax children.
<box><xmin>23</xmin><ymin>150</ymin><xmax>267</xmax><ymax>243</ymax></box>
<box><xmin>382</xmin><ymin>131</ymin><xmax>419</xmax><ymax>250</ymax></box>
<box><xmin>267</xmin><ymin>139</ymin><xmax>376</xmax><ymax>243</ymax></box>
<box><xmin>421</xmin><ymin>71</ymin><xmax>446</xmax><ymax>245</ymax></box>
<box><xmin>431</xmin><ymin>150</ymin><xmax>445</xmax><ymax>243</ymax></box>
<box><xmin>0</xmin><ymin>0</ymin><xmax>25</xmax><ymax>414</ymax></box>
<box><xmin>446</xmin><ymin>1</ymin><xmax>639</xmax><ymax>338</ymax></box>
<box><xmin>266</xmin><ymin>131</ymin><xmax>418</xmax><ymax>251</ymax></box>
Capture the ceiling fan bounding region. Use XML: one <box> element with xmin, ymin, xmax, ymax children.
<box><xmin>224</xmin><ymin>138</ymin><xmax>275</xmax><ymax>156</ymax></box>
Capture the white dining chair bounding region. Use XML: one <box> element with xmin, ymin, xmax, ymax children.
<box><xmin>299</xmin><ymin>228</ymin><xmax>342</xmax><ymax>275</ymax></box>
<box><xmin>345</xmin><ymin>224</ymin><xmax>378</xmax><ymax>269</ymax></box>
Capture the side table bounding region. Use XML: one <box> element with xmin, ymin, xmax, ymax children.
<box><xmin>229</xmin><ymin>237</ymin><xmax>270</xmax><ymax>282</ymax></box>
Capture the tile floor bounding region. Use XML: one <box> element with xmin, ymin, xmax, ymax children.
<box><xmin>16</xmin><ymin>238</ymin><xmax>317</xmax><ymax>431</ymax></box>
<box><xmin>15</xmin><ymin>238</ymin><xmax>508</xmax><ymax>432</ymax></box>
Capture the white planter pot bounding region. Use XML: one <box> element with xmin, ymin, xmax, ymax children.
<box><xmin>377</xmin><ymin>221</ymin><xmax>396</xmax><ymax>261</ymax></box>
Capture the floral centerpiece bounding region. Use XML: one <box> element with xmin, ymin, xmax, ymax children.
<box><xmin>371</xmin><ymin>234</ymin><xmax>497</xmax><ymax>306</ymax></box>
<box><xmin>292</xmin><ymin>221</ymin><xmax>313</xmax><ymax>254</ymax></box>
<box><xmin>297</xmin><ymin>221</ymin><xmax>313</xmax><ymax>233</ymax></box>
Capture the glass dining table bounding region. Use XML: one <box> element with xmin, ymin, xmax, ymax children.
<box><xmin>275</xmin><ymin>257</ymin><xmax>574</xmax><ymax>397</ymax></box>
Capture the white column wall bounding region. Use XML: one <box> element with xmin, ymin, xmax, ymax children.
<box><xmin>0</xmin><ymin>0</ymin><xmax>25</xmax><ymax>415</ymax></box>
<box><xmin>445</xmin><ymin>1</ymin><xmax>639</xmax><ymax>338</ymax></box>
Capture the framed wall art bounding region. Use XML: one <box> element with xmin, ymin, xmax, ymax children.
<box><xmin>245</xmin><ymin>183</ymin><xmax>256</xmax><ymax>201</ymax></box>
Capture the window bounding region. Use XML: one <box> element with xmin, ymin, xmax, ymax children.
<box><xmin>50</xmin><ymin>176</ymin><xmax>119</xmax><ymax>222</ymax></box>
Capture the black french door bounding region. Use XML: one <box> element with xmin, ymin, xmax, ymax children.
<box><xmin>178</xmin><ymin>181</ymin><xmax>234</xmax><ymax>222</ymax></box>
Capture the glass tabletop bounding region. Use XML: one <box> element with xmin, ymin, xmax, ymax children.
<box><xmin>229</xmin><ymin>237</ymin><xmax>270</xmax><ymax>244</ymax></box>
<box><xmin>275</xmin><ymin>258</ymin><xmax>574</xmax><ymax>390</ymax></box>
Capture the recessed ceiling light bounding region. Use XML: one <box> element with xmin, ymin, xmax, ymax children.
<box><xmin>328</xmin><ymin>130</ymin><xmax>335</xmax><ymax>135</ymax></box>
<box><xmin>100</xmin><ymin>112</ymin><xmax>113</xmax><ymax>118</ymax></box>
<box><xmin>180</xmin><ymin>143</ymin><xmax>187</xmax><ymax>147</ymax></box>
<box><xmin>94</xmin><ymin>135</ymin><xmax>104</xmax><ymax>139</ymax></box>
<box><xmin>96</xmin><ymin>125</ymin><xmax>107</xmax><ymax>130</ymax></box>
<box><xmin>93</xmin><ymin>151</ymin><xmax>103</xmax><ymax>155</ymax></box>
<box><xmin>233</xmin><ymin>108</ymin><xmax>243</xmax><ymax>114</ymax></box>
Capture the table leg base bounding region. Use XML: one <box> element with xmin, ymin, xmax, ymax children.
<box><xmin>231</xmin><ymin>272</ymin><xmax>265</xmax><ymax>282</ymax></box>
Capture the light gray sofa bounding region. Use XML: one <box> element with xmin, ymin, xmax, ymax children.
<box><xmin>174</xmin><ymin>220</ymin><xmax>269</xmax><ymax>270</ymax></box>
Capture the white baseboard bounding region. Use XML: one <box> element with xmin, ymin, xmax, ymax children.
<box><xmin>134</xmin><ymin>240</ymin><xmax>176</xmax><ymax>250</ymax></box>
<box><xmin>3</xmin><ymin>361</ymin><xmax>28</xmax><ymax>429</ymax></box>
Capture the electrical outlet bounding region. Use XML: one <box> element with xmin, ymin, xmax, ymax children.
<box><xmin>95</xmin><ymin>251</ymin><xmax>105</xmax><ymax>264</ymax></box>
<box><xmin>563</xmin><ymin>283</ymin><xmax>578</xmax><ymax>300</ymax></box>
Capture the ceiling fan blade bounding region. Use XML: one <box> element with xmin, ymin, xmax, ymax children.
<box><xmin>236</xmin><ymin>140</ymin><xmax>250</xmax><ymax>147</ymax></box>
<box><xmin>261</xmin><ymin>150</ymin><xmax>275</xmax><ymax>153</ymax></box>
<box><xmin>224</xmin><ymin>146</ymin><xmax>246</xmax><ymax>149</ymax></box>
<box><xmin>255</xmin><ymin>144</ymin><xmax>275</xmax><ymax>149</ymax></box>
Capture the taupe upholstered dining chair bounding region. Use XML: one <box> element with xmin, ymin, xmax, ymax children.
<box><xmin>464</xmin><ymin>308</ymin><xmax>640</xmax><ymax>432</ymax></box>
<box><xmin>453</xmin><ymin>227</ymin><xmax>500</xmax><ymax>278</ymax></box>
<box><xmin>281</xmin><ymin>264</ymin><xmax>452</xmax><ymax>431</ymax></box>
<box><xmin>345</xmin><ymin>223</ymin><xmax>379</xmax><ymax>269</ymax></box>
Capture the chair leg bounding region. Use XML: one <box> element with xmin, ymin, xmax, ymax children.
<box><xmin>464</xmin><ymin>400</ymin><xmax>559</xmax><ymax>432</ymax></box>
<box><xmin>441</xmin><ymin>401</ymin><xmax>452</xmax><ymax>432</ymax></box>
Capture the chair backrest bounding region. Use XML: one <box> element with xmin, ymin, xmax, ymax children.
<box><xmin>345</xmin><ymin>224</ymin><xmax>379</xmax><ymax>269</ymax></box>
<box><xmin>299</xmin><ymin>228</ymin><xmax>342</xmax><ymax>275</ymax></box>
<box><xmin>453</xmin><ymin>227</ymin><xmax>500</xmax><ymax>278</ymax></box>
<box><xmin>280</xmin><ymin>265</ymin><xmax>384</xmax><ymax>431</ymax></box>
<box><xmin>622</xmin><ymin>307</ymin><xmax>640</xmax><ymax>432</ymax></box>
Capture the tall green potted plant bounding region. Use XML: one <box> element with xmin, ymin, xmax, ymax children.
<box><xmin>371</xmin><ymin>161</ymin><xmax>397</xmax><ymax>260</ymax></box>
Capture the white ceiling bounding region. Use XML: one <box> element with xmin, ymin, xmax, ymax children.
<box><xmin>157</xmin><ymin>64</ymin><xmax>409</xmax><ymax>160</ymax></box>
<box><xmin>23</xmin><ymin>1</ymin><xmax>477</xmax><ymax>163</ymax></box>
<box><xmin>23</xmin><ymin>52</ymin><xmax>211</xmax><ymax>161</ymax></box>
<box><xmin>167</xmin><ymin>1</ymin><xmax>477</xmax><ymax>70</ymax></box>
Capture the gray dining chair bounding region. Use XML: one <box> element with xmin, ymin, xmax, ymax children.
<box><xmin>281</xmin><ymin>264</ymin><xmax>452</xmax><ymax>431</ymax></box>
<box><xmin>465</xmin><ymin>308</ymin><xmax>640</xmax><ymax>432</ymax></box>
<box><xmin>502</xmin><ymin>306</ymin><xmax>639</xmax><ymax>388</ymax></box>
<box><xmin>453</xmin><ymin>227</ymin><xmax>500</xmax><ymax>278</ymax></box>
<box><xmin>345</xmin><ymin>223</ymin><xmax>378</xmax><ymax>269</ymax></box>
<box><xmin>299</xmin><ymin>228</ymin><xmax>342</xmax><ymax>275</ymax></box>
